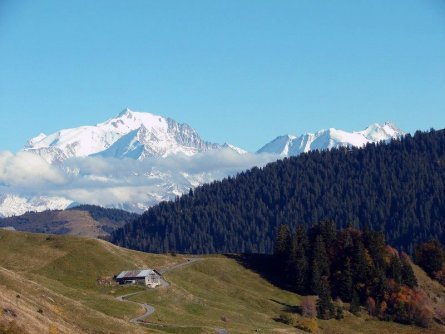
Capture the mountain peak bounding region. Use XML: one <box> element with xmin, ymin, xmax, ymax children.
<box><xmin>258</xmin><ymin>122</ymin><xmax>405</xmax><ymax>156</ymax></box>
<box><xmin>359</xmin><ymin>122</ymin><xmax>405</xmax><ymax>142</ymax></box>
<box><xmin>118</xmin><ymin>107</ymin><xmax>133</xmax><ymax>117</ymax></box>
<box><xmin>222</xmin><ymin>143</ymin><xmax>248</xmax><ymax>154</ymax></box>
<box><xmin>25</xmin><ymin>133</ymin><xmax>47</xmax><ymax>148</ymax></box>
<box><xmin>24</xmin><ymin>109</ymin><xmax>222</xmax><ymax>162</ymax></box>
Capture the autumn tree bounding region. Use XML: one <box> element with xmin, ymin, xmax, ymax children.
<box><xmin>300</xmin><ymin>296</ymin><xmax>317</xmax><ymax>318</ymax></box>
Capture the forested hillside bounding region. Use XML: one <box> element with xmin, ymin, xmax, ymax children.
<box><xmin>110</xmin><ymin>129</ymin><xmax>445</xmax><ymax>254</ymax></box>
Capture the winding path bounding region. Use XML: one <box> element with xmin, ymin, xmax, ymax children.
<box><xmin>115</xmin><ymin>291</ymin><xmax>156</xmax><ymax>323</ymax></box>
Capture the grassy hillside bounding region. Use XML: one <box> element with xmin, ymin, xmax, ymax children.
<box><xmin>0</xmin><ymin>229</ymin><xmax>181</xmax><ymax>333</ymax></box>
<box><xmin>1</xmin><ymin>230</ymin><xmax>445</xmax><ymax>334</ymax></box>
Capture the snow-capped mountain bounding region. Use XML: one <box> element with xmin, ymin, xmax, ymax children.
<box><xmin>257</xmin><ymin>122</ymin><xmax>405</xmax><ymax>156</ymax></box>
<box><xmin>0</xmin><ymin>194</ymin><xmax>72</xmax><ymax>218</ymax></box>
<box><xmin>25</xmin><ymin>108</ymin><xmax>221</xmax><ymax>163</ymax></box>
<box><xmin>0</xmin><ymin>113</ymin><xmax>406</xmax><ymax>218</ymax></box>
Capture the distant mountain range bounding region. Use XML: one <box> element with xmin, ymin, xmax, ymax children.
<box><xmin>24</xmin><ymin>108</ymin><xmax>404</xmax><ymax>161</ymax></box>
<box><xmin>0</xmin><ymin>109</ymin><xmax>405</xmax><ymax>217</ymax></box>
<box><xmin>258</xmin><ymin>122</ymin><xmax>404</xmax><ymax>156</ymax></box>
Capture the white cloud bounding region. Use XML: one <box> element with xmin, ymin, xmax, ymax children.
<box><xmin>0</xmin><ymin>151</ymin><xmax>66</xmax><ymax>187</ymax></box>
<box><xmin>0</xmin><ymin>148</ymin><xmax>280</xmax><ymax>212</ymax></box>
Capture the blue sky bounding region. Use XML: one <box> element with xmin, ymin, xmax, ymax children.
<box><xmin>1</xmin><ymin>0</ymin><xmax>444</xmax><ymax>152</ymax></box>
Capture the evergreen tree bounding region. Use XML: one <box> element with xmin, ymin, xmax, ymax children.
<box><xmin>372</xmin><ymin>268</ymin><xmax>388</xmax><ymax>304</ymax></box>
<box><xmin>293</xmin><ymin>224</ymin><xmax>309</xmax><ymax>292</ymax></box>
<box><xmin>363</xmin><ymin>228</ymin><xmax>386</xmax><ymax>270</ymax></box>
<box><xmin>337</xmin><ymin>257</ymin><xmax>353</xmax><ymax>302</ymax></box>
<box><xmin>274</xmin><ymin>224</ymin><xmax>292</xmax><ymax>271</ymax></box>
<box><xmin>388</xmin><ymin>254</ymin><xmax>402</xmax><ymax>284</ymax></box>
<box><xmin>319</xmin><ymin>220</ymin><xmax>337</xmax><ymax>257</ymax></box>
<box><xmin>352</xmin><ymin>238</ymin><xmax>369</xmax><ymax>285</ymax></box>
<box><xmin>400</xmin><ymin>255</ymin><xmax>418</xmax><ymax>288</ymax></box>
<box><xmin>316</xmin><ymin>276</ymin><xmax>335</xmax><ymax>319</ymax></box>
<box><xmin>310</xmin><ymin>260</ymin><xmax>322</xmax><ymax>295</ymax></box>
<box><xmin>350</xmin><ymin>290</ymin><xmax>361</xmax><ymax>314</ymax></box>
<box><xmin>310</xmin><ymin>235</ymin><xmax>329</xmax><ymax>294</ymax></box>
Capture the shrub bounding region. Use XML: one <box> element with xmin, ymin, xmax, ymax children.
<box><xmin>335</xmin><ymin>306</ymin><xmax>344</xmax><ymax>320</ymax></box>
<box><xmin>278</xmin><ymin>312</ymin><xmax>294</xmax><ymax>325</ymax></box>
<box><xmin>388</xmin><ymin>286</ymin><xmax>434</xmax><ymax>327</ymax></box>
<box><xmin>294</xmin><ymin>318</ymin><xmax>319</xmax><ymax>333</ymax></box>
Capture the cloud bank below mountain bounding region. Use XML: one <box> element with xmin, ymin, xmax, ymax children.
<box><xmin>0</xmin><ymin>148</ymin><xmax>279</xmax><ymax>214</ymax></box>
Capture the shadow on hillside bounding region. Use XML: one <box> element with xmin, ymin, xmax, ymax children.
<box><xmin>270</xmin><ymin>298</ymin><xmax>301</xmax><ymax>313</ymax></box>
<box><xmin>223</xmin><ymin>253</ymin><xmax>294</xmax><ymax>293</ymax></box>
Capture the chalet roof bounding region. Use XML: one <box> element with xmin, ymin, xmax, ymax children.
<box><xmin>116</xmin><ymin>269</ymin><xmax>158</xmax><ymax>279</ymax></box>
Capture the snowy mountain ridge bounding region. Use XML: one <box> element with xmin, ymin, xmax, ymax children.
<box><xmin>258</xmin><ymin>122</ymin><xmax>405</xmax><ymax>156</ymax></box>
<box><xmin>0</xmin><ymin>111</ymin><xmax>406</xmax><ymax>218</ymax></box>
<box><xmin>24</xmin><ymin>108</ymin><xmax>222</xmax><ymax>163</ymax></box>
<box><xmin>0</xmin><ymin>194</ymin><xmax>72</xmax><ymax>218</ymax></box>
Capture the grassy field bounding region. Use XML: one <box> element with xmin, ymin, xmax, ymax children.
<box><xmin>1</xmin><ymin>229</ymin><xmax>445</xmax><ymax>334</ymax></box>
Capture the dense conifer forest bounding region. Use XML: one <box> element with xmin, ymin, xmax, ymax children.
<box><xmin>110</xmin><ymin>129</ymin><xmax>445</xmax><ymax>254</ymax></box>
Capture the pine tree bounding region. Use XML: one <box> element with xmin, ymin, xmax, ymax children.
<box><xmin>400</xmin><ymin>254</ymin><xmax>418</xmax><ymax>288</ymax></box>
<box><xmin>363</xmin><ymin>228</ymin><xmax>386</xmax><ymax>270</ymax></box>
<box><xmin>310</xmin><ymin>235</ymin><xmax>329</xmax><ymax>294</ymax></box>
<box><xmin>350</xmin><ymin>290</ymin><xmax>361</xmax><ymax>314</ymax></box>
<box><xmin>372</xmin><ymin>268</ymin><xmax>388</xmax><ymax>304</ymax></box>
<box><xmin>274</xmin><ymin>224</ymin><xmax>291</xmax><ymax>256</ymax></box>
<box><xmin>293</xmin><ymin>224</ymin><xmax>309</xmax><ymax>292</ymax></box>
<box><xmin>352</xmin><ymin>238</ymin><xmax>369</xmax><ymax>285</ymax></box>
<box><xmin>310</xmin><ymin>260</ymin><xmax>322</xmax><ymax>295</ymax></box>
<box><xmin>319</xmin><ymin>220</ymin><xmax>337</xmax><ymax>257</ymax></box>
<box><xmin>316</xmin><ymin>276</ymin><xmax>335</xmax><ymax>319</ymax></box>
<box><xmin>388</xmin><ymin>254</ymin><xmax>402</xmax><ymax>284</ymax></box>
<box><xmin>337</xmin><ymin>257</ymin><xmax>353</xmax><ymax>302</ymax></box>
<box><xmin>274</xmin><ymin>224</ymin><xmax>292</xmax><ymax>271</ymax></box>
